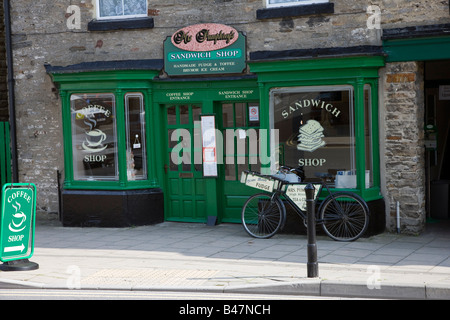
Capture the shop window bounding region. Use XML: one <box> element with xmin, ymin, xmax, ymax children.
<box><xmin>70</xmin><ymin>92</ymin><xmax>147</xmax><ymax>183</ymax></box>
<box><xmin>96</xmin><ymin>0</ymin><xmax>148</xmax><ymax>19</ymax></box>
<box><xmin>270</xmin><ymin>86</ymin><xmax>359</xmax><ymax>187</ymax></box>
<box><xmin>125</xmin><ymin>93</ymin><xmax>147</xmax><ymax>180</ymax></box>
<box><xmin>266</xmin><ymin>0</ymin><xmax>328</xmax><ymax>8</ymax></box>
<box><xmin>364</xmin><ymin>85</ymin><xmax>374</xmax><ymax>188</ymax></box>
<box><xmin>71</xmin><ymin>93</ymin><xmax>119</xmax><ymax>181</ymax></box>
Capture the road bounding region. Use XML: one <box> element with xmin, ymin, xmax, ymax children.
<box><xmin>0</xmin><ymin>288</ymin><xmax>364</xmax><ymax>300</ymax></box>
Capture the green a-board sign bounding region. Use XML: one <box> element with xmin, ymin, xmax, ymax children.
<box><xmin>0</xmin><ymin>183</ymin><xmax>36</xmax><ymax>262</ymax></box>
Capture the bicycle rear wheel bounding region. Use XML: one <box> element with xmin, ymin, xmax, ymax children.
<box><xmin>241</xmin><ymin>193</ymin><xmax>285</xmax><ymax>239</ymax></box>
<box><xmin>319</xmin><ymin>192</ymin><xmax>369</xmax><ymax>241</ymax></box>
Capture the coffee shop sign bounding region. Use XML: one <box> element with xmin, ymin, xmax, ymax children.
<box><xmin>171</xmin><ymin>23</ymin><xmax>238</xmax><ymax>52</ymax></box>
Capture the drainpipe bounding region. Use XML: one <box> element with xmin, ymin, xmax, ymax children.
<box><xmin>4</xmin><ymin>0</ymin><xmax>18</xmax><ymax>183</ymax></box>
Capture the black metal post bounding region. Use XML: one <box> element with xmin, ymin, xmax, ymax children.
<box><xmin>305</xmin><ymin>183</ymin><xmax>318</xmax><ymax>278</ymax></box>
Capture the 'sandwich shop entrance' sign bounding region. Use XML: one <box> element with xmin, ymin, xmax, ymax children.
<box><xmin>164</xmin><ymin>23</ymin><xmax>246</xmax><ymax>76</ymax></box>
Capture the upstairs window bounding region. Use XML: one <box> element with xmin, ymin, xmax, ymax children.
<box><xmin>97</xmin><ymin>0</ymin><xmax>148</xmax><ymax>19</ymax></box>
<box><xmin>266</xmin><ymin>0</ymin><xmax>328</xmax><ymax>8</ymax></box>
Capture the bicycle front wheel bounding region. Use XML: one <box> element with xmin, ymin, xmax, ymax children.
<box><xmin>241</xmin><ymin>193</ymin><xmax>285</xmax><ymax>239</ymax></box>
<box><xmin>319</xmin><ymin>192</ymin><xmax>369</xmax><ymax>241</ymax></box>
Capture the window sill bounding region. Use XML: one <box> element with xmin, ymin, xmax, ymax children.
<box><xmin>88</xmin><ymin>17</ymin><xmax>154</xmax><ymax>32</ymax></box>
<box><xmin>256</xmin><ymin>3</ymin><xmax>334</xmax><ymax>20</ymax></box>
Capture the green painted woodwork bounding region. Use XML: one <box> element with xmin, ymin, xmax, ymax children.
<box><xmin>153</xmin><ymin>78</ymin><xmax>260</xmax><ymax>223</ymax></box>
<box><xmin>383</xmin><ymin>36</ymin><xmax>450</xmax><ymax>62</ymax></box>
<box><xmin>49</xmin><ymin>54</ymin><xmax>384</xmax><ymax>224</ymax></box>
<box><xmin>162</xmin><ymin>104</ymin><xmax>207</xmax><ymax>222</ymax></box>
<box><xmin>215</xmin><ymin>101</ymin><xmax>262</xmax><ymax>223</ymax></box>
<box><xmin>49</xmin><ymin>70</ymin><xmax>160</xmax><ymax>191</ymax></box>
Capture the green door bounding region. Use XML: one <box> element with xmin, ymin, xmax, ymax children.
<box><xmin>163</xmin><ymin>104</ymin><xmax>207</xmax><ymax>222</ymax></box>
<box><xmin>218</xmin><ymin>102</ymin><xmax>261</xmax><ymax>223</ymax></box>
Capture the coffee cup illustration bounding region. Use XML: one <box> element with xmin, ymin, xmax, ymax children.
<box><xmin>82</xmin><ymin>129</ymin><xmax>107</xmax><ymax>152</ymax></box>
<box><xmin>8</xmin><ymin>202</ymin><xmax>26</xmax><ymax>233</ymax></box>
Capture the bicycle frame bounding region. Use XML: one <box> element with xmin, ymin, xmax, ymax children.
<box><xmin>241</xmin><ymin>169</ymin><xmax>370</xmax><ymax>241</ymax></box>
<box><xmin>242</xmin><ymin>170</ymin><xmax>325</xmax><ymax>223</ymax></box>
<box><xmin>273</xmin><ymin>180</ymin><xmax>327</xmax><ymax>224</ymax></box>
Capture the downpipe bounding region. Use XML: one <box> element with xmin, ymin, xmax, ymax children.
<box><xmin>4</xmin><ymin>0</ymin><xmax>18</xmax><ymax>182</ymax></box>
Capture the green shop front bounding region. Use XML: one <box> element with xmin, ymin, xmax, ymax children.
<box><xmin>47</xmin><ymin>25</ymin><xmax>385</xmax><ymax>234</ymax></box>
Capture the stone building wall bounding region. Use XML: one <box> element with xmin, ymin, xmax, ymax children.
<box><xmin>7</xmin><ymin>0</ymin><xmax>450</xmax><ymax>220</ymax></box>
<box><xmin>380</xmin><ymin>61</ymin><xmax>426</xmax><ymax>234</ymax></box>
<box><xmin>0</xmin><ymin>0</ymin><xmax>8</xmax><ymax>122</ymax></box>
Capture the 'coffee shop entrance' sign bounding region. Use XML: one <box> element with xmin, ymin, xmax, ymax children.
<box><xmin>164</xmin><ymin>23</ymin><xmax>246</xmax><ymax>76</ymax></box>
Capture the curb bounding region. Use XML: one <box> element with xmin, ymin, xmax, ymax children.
<box><xmin>1</xmin><ymin>278</ymin><xmax>449</xmax><ymax>300</ymax></box>
<box><xmin>227</xmin><ymin>280</ymin><xmax>450</xmax><ymax>300</ymax></box>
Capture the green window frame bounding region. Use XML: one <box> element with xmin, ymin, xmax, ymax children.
<box><xmin>49</xmin><ymin>69</ymin><xmax>161</xmax><ymax>191</ymax></box>
<box><xmin>66</xmin><ymin>90</ymin><xmax>150</xmax><ymax>189</ymax></box>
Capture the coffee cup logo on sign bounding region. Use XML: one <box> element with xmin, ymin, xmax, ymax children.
<box><xmin>9</xmin><ymin>202</ymin><xmax>26</xmax><ymax>233</ymax></box>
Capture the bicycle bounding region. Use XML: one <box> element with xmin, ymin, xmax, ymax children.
<box><xmin>240</xmin><ymin>166</ymin><xmax>370</xmax><ymax>241</ymax></box>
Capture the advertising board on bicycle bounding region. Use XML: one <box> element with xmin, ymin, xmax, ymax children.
<box><xmin>284</xmin><ymin>184</ymin><xmax>321</xmax><ymax>211</ymax></box>
<box><xmin>241</xmin><ymin>172</ymin><xmax>275</xmax><ymax>192</ymax></box>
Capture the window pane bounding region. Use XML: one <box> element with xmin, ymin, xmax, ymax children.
<box><xmin>99</xmin><ymin>0</ymin><xmax>123</xmax><ymax>17</ymax></box>
<box><xmin>125</xmin><ymin>93</ymin><xmax>147</xmax><ymax>180</ymax></box>
<box><xmin>364</xmin><ymin>85</ymin><xmax>373</xmax><ymax>188</ymax></box>
<box><xmin>225</xmin><ymin>160</ymin><xmax>235</xmax><ymax>181</ymax></box>
<box><xmin>99</xmin><ymin>0</ymin><xmax>147</xmax><ymax>18</ymax></box>
<box><xmin>271</xmin><ymin>86</ymin><xmax>355</xmax><ymax>187</ymax></box>
<box><xmin>267</xmin><ymin>0</ymin><xmax>328</xmax><ymax>7</ymax></box>
<box><xmin>222</xmin><ymin>104</ymin><xmax>234</xmax><ymax>128</ymax></box>
<box><xmin>269</xmin><ymin>0</ymin><xmax>301</xmax><ymax>3</ymax></box>
<box><xmin>71</xmin><ymin>93</ymin><xmax>118</xmax><ymax>181</ymax></box>
<box><xmin>192</xmin><ymin>105</ymin><xmax>201</xmax><ymax>122</ymax></box>
<box><xmin>180</xmin><ymin>105</ymin><xmax>189</xmax><ymax>125</ymax></box>
<box><xmin>221</xmin><ymin>102</ymin><xmax>261</xmax><ymax>180</ymax></box>
<box><xmin>124</xmin><ymin>0</ymin><xmax>147</xmax><ymax>15</ymax></box>
<box><xmin>235</xmin><ymin>103</ymin><xmax>246</xmax><ymax>127</ymax></box>
<box><xmin>167</xmin><ymin>106</ymin><xmax>177</xmax><ymax>125</ymax></box>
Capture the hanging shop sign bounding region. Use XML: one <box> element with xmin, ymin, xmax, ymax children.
<box><xmin>164</xmin><ymin>23</ymin><xmax>246</xmax><ymax>76</ymax></box>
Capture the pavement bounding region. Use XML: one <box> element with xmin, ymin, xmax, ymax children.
<box><xmin>0</xmin><ymin>218</ymin><xmax>449</xmax><ymax>300</ymax></box>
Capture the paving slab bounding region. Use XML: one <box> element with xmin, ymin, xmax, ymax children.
<box><xmin>0</xmin><ymin>219</ymin><xmax>449</xmax><ymax>299</ymax></box>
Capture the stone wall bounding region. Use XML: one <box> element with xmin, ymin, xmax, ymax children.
<box><xmin>0</xmin><ymin>0</ymin><xmax>7</xmax><ymax>122</ymax></box>
<box><xmin>381</xmin><ymin>61</ymin><xmax>426</xmax><ymax>234</ymax></box>
<box><xmin>7</xmin><ymin>0</ymin><xmax>450</xmax><ymax>219</ymax></box>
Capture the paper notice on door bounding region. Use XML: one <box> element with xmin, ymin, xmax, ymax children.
<box><xmin>203</xmin><ymin>147</ymin><xmax>216</xmax><ymax>162</ymax></box>
<box><xmin>201</xmin><ymin>115</ymin><xmax>218</xmax><ymax>177</ymax></box>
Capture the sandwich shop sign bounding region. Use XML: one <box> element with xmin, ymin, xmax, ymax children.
<box><xmin>164</xmin><ymin>23</ymin><xmax>246</xmax><ymax>76</ymax></box>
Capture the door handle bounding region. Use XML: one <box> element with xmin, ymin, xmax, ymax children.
<box><xmin>164</xmin><ymin>164</ymin><xmax>169</xmax><ymax>174</ymax></box>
